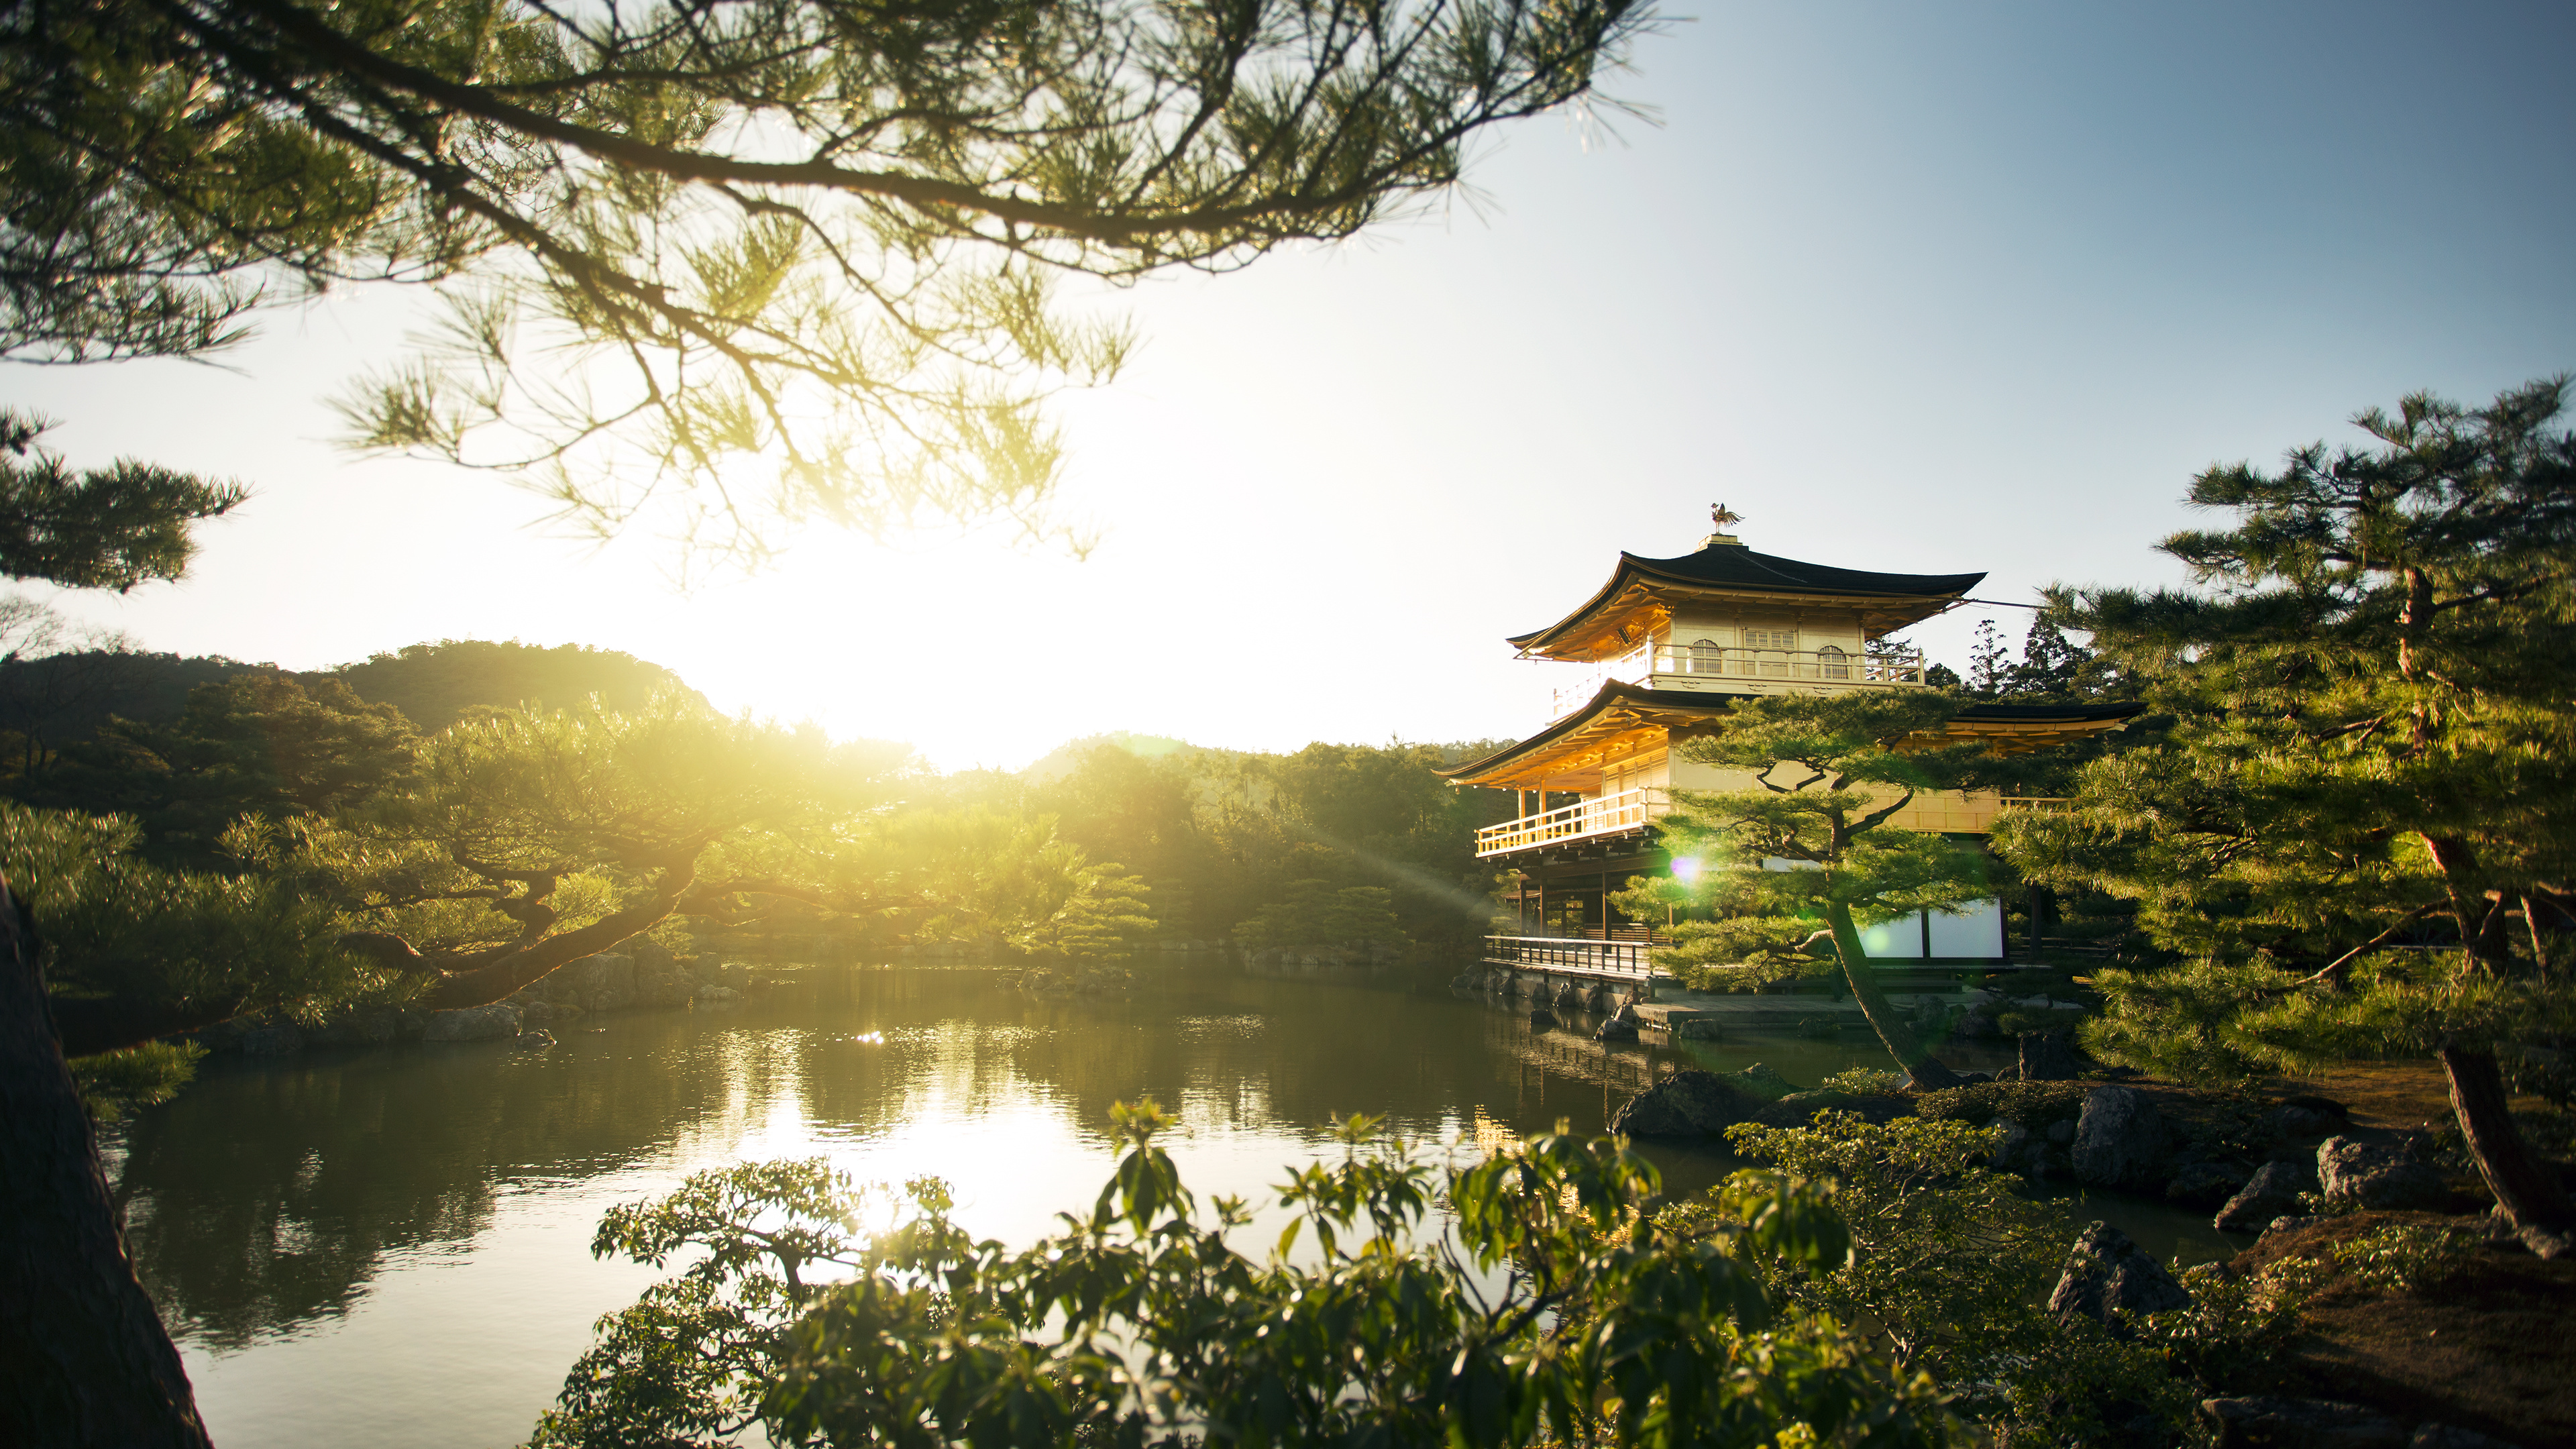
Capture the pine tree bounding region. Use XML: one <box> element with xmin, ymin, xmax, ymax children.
<box><xmin>1631</xmin><ymin>691</ymin><xmax>2008</xmax><ymax>1088</ymax></box>
<box><xmin>1996</xmin><ymin>378</ymin><xmax>2576</xmax><ymax>1244</ymax></box>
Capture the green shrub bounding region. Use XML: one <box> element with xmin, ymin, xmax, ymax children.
<box><xmin>1910</xmin><ymin>1079</ymin><xmax>2092</xmax><ymax>1130</ymax></box>
<box><xmin>1816</xmin><ymin>1067</ymin><xmax>1906</xmax><ymax>1097</ymax></box>
<box><xmin>2137</xmin><ymin>1258</ymin><xmax>2326</xmax><ymax>1391</ymax></box>
<box><xmin>2332</xmin><ymin>1224</ymin><xmax>2482</xmax><ymax>1293</ymax></box>
<box><xmin>535</xmin><ymin>1105</ymin><xmax>1949</xmax><ymax>1448</ymax></box>
<box><xmin>67</xmin><ymin>1040</ymin><xmax>206</xmax><ymax>1120</ymax></box>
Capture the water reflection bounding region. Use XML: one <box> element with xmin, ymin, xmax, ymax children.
<box><xmin>109</xmin><ymin>963</ymin><xmax>2232</xmax><ymax>1449</ymax></box>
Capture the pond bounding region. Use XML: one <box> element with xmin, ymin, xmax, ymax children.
<box><xmin>107</xmin><ymin>962</ymin><xmax>2235</xmax><ymax>1448</ymax></box>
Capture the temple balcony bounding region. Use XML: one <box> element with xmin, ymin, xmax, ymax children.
<box><xmin>1548</xmin><ymin>643</ymin><xmax>1926</xmax><ymax>720</ymax></box>
<box><xmin>1474</xmin><ymin>786</ymin><xmax>1668</xmax><ymax>858</ymax></box>
<box><xmin>1474</xmin><ymin>786</ymin><xmax>2069</xmax><ymax>858</ymax></box>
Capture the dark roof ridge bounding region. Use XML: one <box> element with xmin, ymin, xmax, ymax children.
<box><xmin>1506</xmin><ymin>544</ymin><xmax>1988</xmax><ymax>651</ymax></box>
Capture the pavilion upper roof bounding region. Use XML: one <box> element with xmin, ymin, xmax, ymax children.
<box><xmin>1507</xmin><ymin>543</ymin><xmax>1988</xmax><ymax>661</ymax></box>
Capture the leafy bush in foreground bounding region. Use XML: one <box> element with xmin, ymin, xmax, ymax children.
<box><xmin>531</xmin><ymin>1105</ymin><xmax>1947</xmax><ymax>1448</ymax></box>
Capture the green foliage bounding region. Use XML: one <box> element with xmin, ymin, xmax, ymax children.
<box><xmin>2330</xmin><ymin>1224</ymin><xmax>2482</xmax><ymax>1294</ymax></box>
<box><xmin>65</xmin><ymin>1040</ymin><xmax>205</xmax><ymax>1120</ymax></box>
<box><xmin>1232</xmin><ymin>879</ymin><xmax>1407</xmax><ymax>955</ymax></box>
<box><xmin>1997</xmin><ymin>378</ymin><xmax>2576</xmax><ymax>1026</ymax></box>
<box><xmin>5</xmin><ymin>0</ymin><xmax>1658</xmax><ymax>566</ymax></box>
<box><xmin>0</xmin><ymin>799</ymin><xmax>393</xmax><ymax>1040</ymax></box>
<box><xmin>1647</xmin><ymin>692</ymin><xmax>2005</xmax><ymax>967</ymax></box>
<box><xmin>0</xmin><ymin>411</ymin><xmax>243</xmax><ymax>589</ymax></box>
<box><xmin>28</xmin><ymin>672</ymin><xmax>419</xmax><ymax>866</ymax></box>
<box><xmin>1908</xmin><ymin>1080</ymin><xmax>2094</xmax><ymax>1130</ymax></box>
<box><xmin>1624</xmin><ymin>909</ymin><xmax>1835</xmax><ymax>991</ymax></box>
<box><xmin>537</xmin><ymin>1108</ymin><xmax>1949</xmax><ymax>1448</ymax></box>
<box><xmin>1002</xmin><ymin>737</ymin><xmax>1511</xmax><ymax>953</ymax></box>
<box><xmin>1715</xmin><ymin>1110</ymin><xmax>2320</xmax><ymax>1444</ymax></box>
<box><xmin>1816</xmin><ymin>1069</ymin><xmax>1906</xmax><ymax>1097</ymax></box>
<box><xmin>2137</xmin><ymin>1258</ymin><xmax>2325</xmax><ymax>1391</ymax></box>
<box><xmin>327</xmin><ymin>641</ymin><xmax>707</xmax><ymax>737</ymax></box>
<box><xmin>1717</xmin><ymin>1113</ymin><xmax>2073</xmax><ymax>1385</ymax></box>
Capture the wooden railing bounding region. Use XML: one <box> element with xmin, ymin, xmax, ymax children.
<box><xmin>1481</xmin><ymin>935</ymin><xmax>1656</xmax><ymax>981</ymax></box>
<box><xmin>1474</xmin><ymin>787</ymin><xmax>1667</xmax><ymax>858</ymax></box>
<box><xmin>1549</xmin><ymin>645</ymin><xmax>1927</xmax><ymax>718</ymax></box>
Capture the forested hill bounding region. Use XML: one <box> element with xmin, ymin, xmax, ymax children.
<box><xmin>0</xmin><ymin>639</ymin><xmax>698</xmax><ymax>768</ymax></box>
<box><xmin>326</xmin><ymin>641</ymin><xmax>700</xmax><ymax>733</ymax></box>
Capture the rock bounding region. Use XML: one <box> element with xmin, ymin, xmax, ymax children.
<box><xmin>696</xmin><ymin>985</ymin><xmax>743</xmax><ymax>1006</ymax></box>
<box><xmin>305</xmin><ymin>1005</ymin><xmax>411</xmax><ymax>1046</ymax></box>
<box><xmin>2316</xmin><ymin>1136</ymin><xmax>2447</xmax><ymax>1212</ymax></box>
<box><xmin>1554</xmin><ymin>980</ymin><xmax>1584</xmax><ymax>1009</ymax></box>
<box><xmin>1529</xmin><ymin>1008</ymin><xmax>1556</xmax><ymax>1028</ymax></box>
<box><xmin>1990</xmin><ymin>1117</ymin><xmax>2035</xmax><ymax>1170</ymax></box>
<box><xmin>2265</xmin><ymin>1216</ymin><xmax>2322</xmax><ymax>1236</ymax></box>
<box><xmin>1732</xmin><ymin>1063</ymin><xmax>1798</xmax><ymax>1099</ymax></box>
<box><xmin>1595</xmin><ymin>1017</ymin><xmax>1640</xmax><ymax>1042</ymax></box>
<box><xmin>2047</xmin><ymin>1118</ymin><xmax>2077</xmax><ymax>1145</ymax></box>
<box><xmin>2018</xmin><ymin>1031</ymin><xmax>2084</xmax><ymax>1081</ymax></box>
<box><xmin>514</xmin><ymin>1028</ymin><xmax>557</xmax><ymax>1049</ymax></box>
<box><xmin>2198</xmin><ymin>1397</ymin><xmax>2406</xmax><ymax>1449</ymax></box>
<box><xmin>233</xmin><ymin>1021</ymin><xmax>305</xmax><ymax>1055</ymax></box>
<box><xmin>2518</xmin><ymin>1222</ymin><xmax>2573</xmax><ymax>1260</ymax></box>
<box><xmin>2165</xmin><ymin>1161</ymin><xmax>2254</xmax><ymax>1210</ymax></box>
<box><xmin>421</xmin><ymin>1004</ymin><xmax>522</xmax><ymax>1042</ymax></box>
<box><xmin>1608</xmin><ymin>1070</ymin><xmax>1756</xmax><ymax>1138</ymax></box>
<box><xmin>2215</xmin><ymin>1161</ymin><xmax>2310</xmax><ymax>1232</ymax></box>
<box><xmin>2073</xmin><ymin>1085</ymin><xmax>2169</xmax><ymax>1190</ymax></box>
<box><xmin>2048</xmin><ymin>1221</ymin><xmax>2190</xmax><ymax>1333</ymax></box>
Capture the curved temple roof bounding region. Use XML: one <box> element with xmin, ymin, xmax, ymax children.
<box><xmin>1509</xmin><ymin>545</ymin><xmax>1989</xmax><ymax>657</ymax></box>
<box><xmin>1437</xmin><ymin>680</ymin><xmax>2145</xmax><ymax>790</ymax></box>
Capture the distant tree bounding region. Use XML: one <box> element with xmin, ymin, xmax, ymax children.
<box><xmin>1625</xmin><ymin>692</ymin><xmax>2017</xmax><ymax>1089</ymax></box>
<box><xmin>3</xmin><ymin>0</ymin><xmax>1660</xmax><ymax>565</ymax></box>
<box><xmin>1996</xmin><ymin>378</ymin><xmax>2576</xmax><ymax>1242</ymax></box>
<box><xmin>327</xmin><ymin>640</ymin><xmax>702</xmax><ymax>735</ymax></box>
<box><xmin>1233</xmin><ymin>879</ymin><xmax>1405</xmax><ymax>955</ymax></box>
<box><xmin>1967</xmin><ymin>619</ymin><xmax>2010</xmax><ymax>698</ymax></box>
<box><xmin>883</xmin><ymin>805</ymin><xmax>1157</xmax><ymax>961</ymax></box>
<box><xmin>28</xmin><ymin>674</ymin><xmax>419</xmax><ymax>865</ymax></box>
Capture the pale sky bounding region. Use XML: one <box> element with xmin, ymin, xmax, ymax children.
<box><xmin>9</xmin><ymin>2</ymin><xmax>2572</xmax><ymax>770</ymax></box>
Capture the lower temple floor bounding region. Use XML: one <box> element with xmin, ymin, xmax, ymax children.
<box><xmin>1498</xmin><ymin>838</ymin><xmax>2010</xmax><ymax>962</ymax></box>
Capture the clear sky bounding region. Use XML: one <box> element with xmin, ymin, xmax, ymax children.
<box><xmin>10</xmin><ymin>1</ymin><xmax>2572</xmax><ymax>769</ymax></box>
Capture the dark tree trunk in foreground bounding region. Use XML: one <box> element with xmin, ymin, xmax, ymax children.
<box><xmin>0</xmin><ymin>879</ymin><xmax>213</xmax><ymax>1448</ymax></box>
<box><xmin>2440</xmin><ymin>1043</ymin><xmax>2573</xmax><ymax>1242</ymax></box>
<box><xmin>1825</xmin><ymin>903</ymin><xmax>1965</xmax><ymax>1090</ymax></box>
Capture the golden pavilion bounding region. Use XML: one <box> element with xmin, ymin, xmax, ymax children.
<box><xmin>1439</xmin><ymin>508</ymin><xmax>2141</xmax><ymax>963</ymax></box>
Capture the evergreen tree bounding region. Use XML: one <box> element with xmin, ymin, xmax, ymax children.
<box><xmin>1968</xmin><ymin>619</ymin><xmax>2010</xmax><ymax>698</ymax></box>
<box><xmin>3</xmin><ymin>0</ymin><xmax>1658</xmax><ymax>564</ymax></box>
<box><xmin>1996</xmin><ymin>378</ymin><xmax>2576</xmax><ymax>1243</ymax></box>
<box><xmin>1619</xmin><ymin>691</ymin><xmax>2012</xmax><ymax>1088</ymax></box>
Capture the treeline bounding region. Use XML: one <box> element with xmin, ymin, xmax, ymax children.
<box><xmin>0</xmin><ymin>640</ymin><xmax>1519</xmax><ymax>963</ymax></box>
<box><xmin>925</xmin><ymin>733</ymin><xmax>1521</xmax><ymax>959</ymax></box>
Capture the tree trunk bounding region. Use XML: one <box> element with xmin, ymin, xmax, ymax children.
<box><xmin>1825</xmin><ymin>902</ymin><xmax>1966</xmax><ymax>1089</ymax></box>
<box><xmin>2440</xmin><ymin>1043</ymin><xmax>2573</xmax><ymax>1232</ymax></box>
<box><xmin>0</xmin><ymin>880</ymin><xmax>215</xmax><ymax>1448</ymax></box>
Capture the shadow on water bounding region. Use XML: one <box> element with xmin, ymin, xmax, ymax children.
<box><xmin>107</xmin><ymin>960</ymin><xmax>2245</xmax><ymax>1446</ymax></box>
